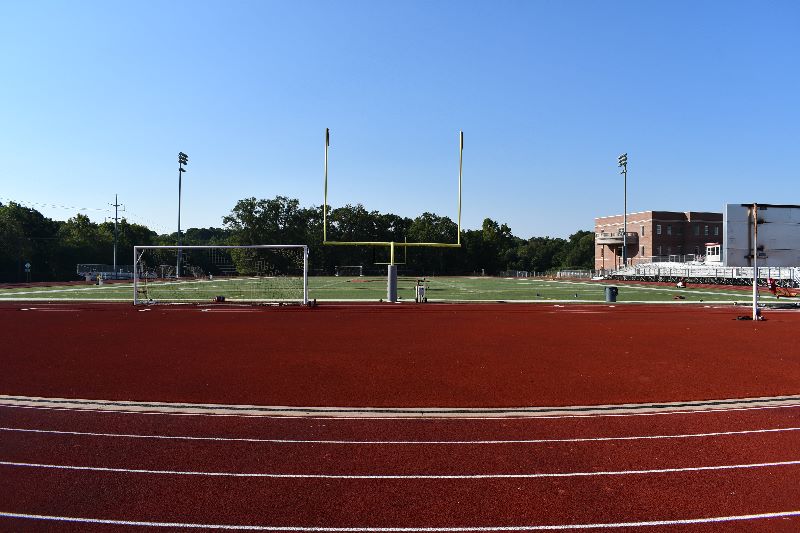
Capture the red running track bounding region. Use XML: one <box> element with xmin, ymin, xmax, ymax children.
<box><xmin>1</xmin><ymin>302</ymin><xmax>799</xmax><ymax>407</ymax></box>
<box><xmin>1</xmin><ymin>302</ymin><xmax>800</xmax><ymax>530</ymax></box>
<box><xmin>1</xmin><ymin>403</ymin><xmax>800</xmax><ymax>530</ymax></box>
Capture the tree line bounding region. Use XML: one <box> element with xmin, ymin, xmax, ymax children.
<box><xmin>0</xmin><ymin>197</ymin><xmax>594</xmax><ymax>282</ymax></box>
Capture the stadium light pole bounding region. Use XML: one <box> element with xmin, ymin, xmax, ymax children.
<box><xmin>618</xmin><ymin>153</ymin><xmax>628</xmax><ymax>267</ymax></box>
<box><xmin>177</xmin><ymin>152</ymin><xmax>188</xmax><ymax>278</ymax></box>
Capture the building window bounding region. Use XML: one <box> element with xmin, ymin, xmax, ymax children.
<box><xmin>704</xmin><ymin>225</ymin><xmax>709</xmax><ymax>236</ymax></box>
<box><xmin>677</xmin><ymin>245</ymin><xmax>682</xmax><ymax>253</ymax></box>
<box><xmin>667</xmin><ymin>246</ymin><xmax>672</xmax><ymax>255</ymax></box>
<box><xmin>677</xmin><ymin>225</ymin><xmax>683</xmax><ymax>235</ymax></box>
<box><xmin>641</xmin><ymin>225</ymin><xmax>645</xmax><ymax>236</ymax></box>
<box><xmin>656</xmin><ymin>224</ymin><xmax>662</xmax><ymax>235</ymax></box>
<box><xmin>641</xmin><ymin>246</ymin><xmax>645</xmax><ymax>255</ymax></box>
<box><xmin>714</xmin><ymin>226</ymin><xmax>719</xmax><ymax>236</ymax></box>
<box><xmin>657</xmin><ymin>246</ymin><xmax>662</xmax><ymax>255</ymax></box>
<box><xmin>667</xmin><ymin>225</ymin><xmax>672</xmax><ymax>235</ymax></box>
<box><xmin>694</xmin><ymin>224</ymin><xmax>700</xmax><ymax>236</ymax></box>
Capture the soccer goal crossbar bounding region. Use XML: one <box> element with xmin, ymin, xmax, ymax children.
<box><xmin>133</xmin><ymin>245</ymin><xmax>309</xmax><ymax>305</ymax></box>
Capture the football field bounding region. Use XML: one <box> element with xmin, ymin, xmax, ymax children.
<box><xmin>0</xmin><ymin>275</ymin><xmax>763</xmax><ymax>303</ymax></box>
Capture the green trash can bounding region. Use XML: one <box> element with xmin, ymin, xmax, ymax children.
<box><xmin>605</xmin><ymin>286</ymin><xmax>618</xmax><ymax>302</ymax></box>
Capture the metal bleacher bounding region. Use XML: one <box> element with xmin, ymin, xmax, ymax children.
<box><xmin>610</xmin><ymin>262</ymin><xmax>800</xmax><ymax>287</ymax></box>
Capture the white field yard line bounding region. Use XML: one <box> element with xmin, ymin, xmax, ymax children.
<box><xmin>3</xmin><ymin>394</ymin><xmax>800</xmax><ymax>419</ymax></box>
<box><xmin>3</xmin><ymin>425</ymin><xmax>800</xmax><ymax>445</ymax></box>
<box><xmin>0</xmin><ymin>276</ymin><xmax>290</xmax><ymax>297</ymax></box>
<box><xmin>424</xmin><ymin>299</ymin><xmax>739</xmax><ymax>304</ymax></box>
<box><xmin>550</xmin><ymin>279</ymin><xmax>758</xmax><ymax>298</ymax></box>
<box><xmin>5</xmin><ymin>298</ymin><xmax>132</xmax><ymax>302</ymax></box>
<box><xmin>430</xmin><ymin>278</ymin><xmax>752</xmax><ymax>300</ymax></box>
<box><xmin>3</xmin><ymin>458</ymin><xmax>800</xmax><ymax>479</ymax></box>
<box><xmin>2</xmin><ymin>510</ymin><xmax>800</xmax><ymax>531</ymax></box>
<box><xmin>0</xmin><ymin>284</ymin><xmax>133</xmax><ymax>296</ymax></box>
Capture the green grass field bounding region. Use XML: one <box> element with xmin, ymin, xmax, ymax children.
<box><xmin>0</xmin><ymin>275</ymin><xmax>766</xmax><ymax>304</ymax></box>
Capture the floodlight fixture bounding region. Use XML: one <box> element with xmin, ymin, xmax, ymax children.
<box><xmin>177</xmin><ymin>151</ymin><xmax>189</xmax><ymax>277</ymax></box>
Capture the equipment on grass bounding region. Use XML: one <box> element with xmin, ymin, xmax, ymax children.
<box><xmin>133</xmin><ymin>245</ymin><xmax>308</xmax><ymax>305</ymax></box>
<box><xmin>415</xmin><ymin>278</ymin><xmax>428</xmax><ymax>303</ymax></box>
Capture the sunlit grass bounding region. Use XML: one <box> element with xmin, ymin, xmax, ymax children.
<box><xmin>0</xmin><ymin>276</ymin><xmax>765</xmax><ymax>303</ymax></box>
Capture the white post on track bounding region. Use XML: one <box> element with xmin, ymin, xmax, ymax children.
<box><xmin>752</xmin><ymin>203</ymin><xmax>759</xmax><ymax>320</ymax></box>
<box><xmin>133</xmin><ymin>246</ymin><xmax>139</xmax><ymax>305</ymax></box>
<box><xmin>303</xmin><ymin>245</ymin><xmax>309</xmax><ymax>305</ymax></box>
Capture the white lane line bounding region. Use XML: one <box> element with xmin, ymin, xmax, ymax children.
<box><xmin>4</xmin><ymin>394</ymin><xmax>800</xmax><ymax>419</ymax></box>
<box><xmin>1</xmin><ymin>510</ymin><xmax>800</xmax><ymax>530</ymax></box>
<box><xmin>18</xmin><ymin>308</ymin><xmax>81</xmax><ymax>312</ymax></box>
<box><xmin>3</xmin><ymin>401</ymin><xmax>800</xmax><ymax>420</ymax></box>
<box><xmin>3</xmin><ymin>425</ymin><xmax>800</xmax><ymax>445</ymax></box>
<box><xmin>2</xmin><ymin>459</ymin><xmax>800</xmax><ymax>479</ymax></box>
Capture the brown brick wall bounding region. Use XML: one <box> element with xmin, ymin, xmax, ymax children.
<box><xmin>594</xmin><ymin>211</ymin><xmax>722</xmax><ymax>270</ymax></box>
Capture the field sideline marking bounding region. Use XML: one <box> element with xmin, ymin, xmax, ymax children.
<box><xmin>550</xmin><ymin>279</ymin><xmax>754</xmax><ymax>297</ymax></box>
<box><xmin>2</xmin><ymin>394</ymin><xmax>800</xmax><ymax>419</ymax></box>
<box><xmin>3</xmin><ymin>425</ymin><xmax>800</xmax><ymax>445</ymax></box>
<box><xmin>1</xmin><ymin>510</ymin><xmax>799</xmax><ymax>531</ymax></box>
<box><xmin>3</xmin><ymin>458</ymin><xmax>800</xmax><ymax>479</ymax></box>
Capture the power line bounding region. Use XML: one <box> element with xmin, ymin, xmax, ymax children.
<box><xmin>0</xmin><ymin>197</ymin><xmax>111</xmax><ymax>214</ymax></box>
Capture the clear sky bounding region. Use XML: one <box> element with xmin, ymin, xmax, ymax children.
<box><xmin>1</xmin><ymin>1</ymin><xmax>798</xmax><ymax>238</ymax></box>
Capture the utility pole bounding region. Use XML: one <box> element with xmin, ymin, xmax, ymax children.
<box><xmin>618</xmin><ymin>153</ymin><xmax>628</xmax><ymax>267</ymax></box>
<box><xmin>110</xmin><ymin>194</ymin><xmax>125</xmax><ymax>276</ymax></box>
<box><xmin>177</xmin><ymin>152</ymin><xmax>189</xmax><ymax>278</ymax></box>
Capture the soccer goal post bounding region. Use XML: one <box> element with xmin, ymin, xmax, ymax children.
<box><xmin>334</xmin><ymin>265</ymin><xmax>363</xmax><ymax>277</ymax></box>
<box><xmin>133</xmin><ymin>245</ymin><xmax>308</xmax><ymax>305</ymax></box>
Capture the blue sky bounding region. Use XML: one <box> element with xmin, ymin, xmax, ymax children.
<box><xmin>1</xmin><ymin>1</ymin><xmax>798</xmax><ymax>238</ymax></box>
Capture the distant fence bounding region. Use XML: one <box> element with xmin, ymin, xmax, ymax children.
<box><xmin>610</xmin><ymin>264</ymin><xmax>800</xmax><ymax>287</ymax></box>
<box><xmin>76</xmin><ymin>264</ymin><xmax>134</xmax><ymax>281</ymax></box>
<box><xmin>555</xmin><ymin>270</ymin><xmax>594</xmax><ymax>279</ymax></box>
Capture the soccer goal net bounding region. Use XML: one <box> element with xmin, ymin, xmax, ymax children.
<box><xmin>334</xmin><ymin>265</ymin><xmax>363</xmax><ymax>277</ymax></box>
<box><xmin>133</xmin><ymin>245</ymin><xmax>308</xmax><ymax>305</ymax></box>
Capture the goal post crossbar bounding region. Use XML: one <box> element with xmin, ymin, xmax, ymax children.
<box><xmin>133</xmin><ymin>245</ymin><xmax>309</xmax><ymax>305</ymax></box>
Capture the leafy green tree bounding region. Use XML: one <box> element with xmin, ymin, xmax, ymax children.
<box><xmin>407</xmin><ymin>212</ymin><xmax>459</xmax><ymax>274</ymax></box>
<box><xmin>517</xmin><ymin>236</ymin><xmax>568</xmax><ymax>273</ymax></box>
<box><xmin>223</xmin><ymin>196</ymin><xmax>307</xmax><ymax>245</ymax></box>
<box><xmin>0</xmin><ymin>202</ymin><xmax>60</xmax><ymax>281</ymax></box>
<box><xmin>559</xmin><ymin>230</ymin><xmax>595</xmax><ymax>269</ymax></box>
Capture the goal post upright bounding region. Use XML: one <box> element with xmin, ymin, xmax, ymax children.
<box><xmin>133</xmin><ymin>246</ymin><xmax>139</xmax><ymax>306</ymax></box>
<box><xmin>303</xmin><ymin>244</ymin><xmax>309</xmax><ymax>305</ymax></box>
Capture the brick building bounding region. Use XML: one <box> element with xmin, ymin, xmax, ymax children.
<box><xmin>594</xmin><ymin>211</ymin><xmax>723</xmax><ymax>271</ymax></box>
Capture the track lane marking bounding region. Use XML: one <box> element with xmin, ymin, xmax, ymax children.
<box><xmin>3</xmin><ymin>425</ymin><xmax>800</xmax><ymax>445</ymax></box>
<box><xmin>1</xmin><ymin>510</ymin><xmax>800</xmax><ymax>530</ymax></box>
<box><xmin>4</xmin><ymin>402</ymin><xmax>800</xmax><ymax>420</ymax></box>
<box><xmin>3</xmin><ymin>459</ymin><xmax>800</xmax><ymax>479</ymax></box>
<box><xmin>3</xmin><ymin>394</ymin><xmax>800</xmax><ymax>419</ymax></box>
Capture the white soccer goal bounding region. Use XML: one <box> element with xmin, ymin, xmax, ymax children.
<box><xmin>334</xmin><ymin>265</ymin><xmax>363</xmax><ymax>277</ymax></box>
<box><xmin>133</xmin><ymin>245</ymin><xmax>308</xmax><ymax>305</ymax></box>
